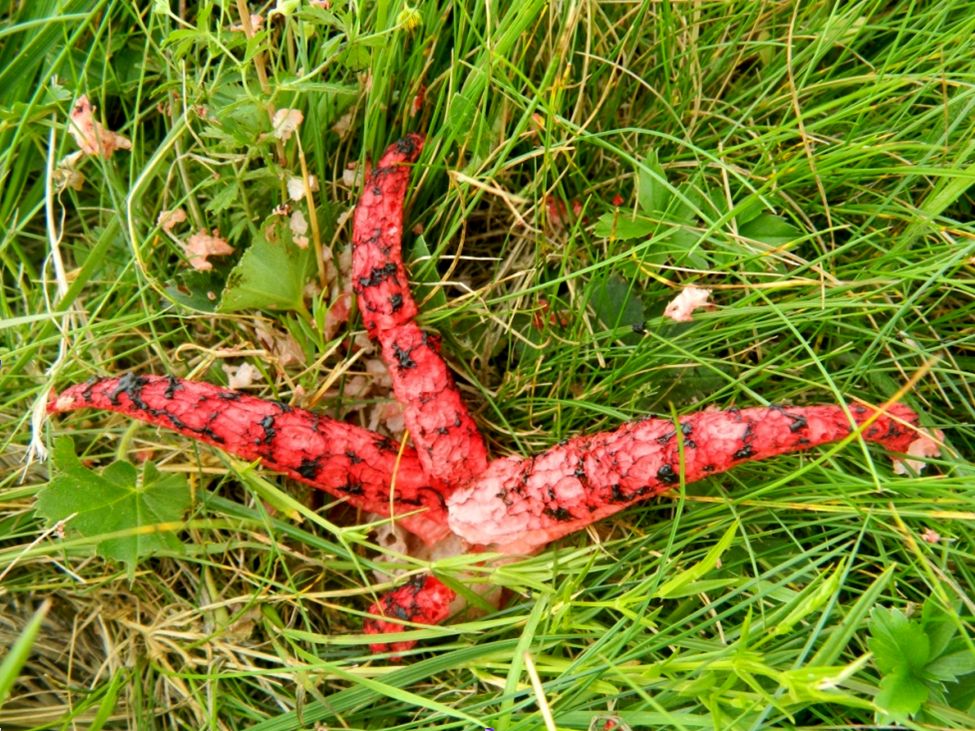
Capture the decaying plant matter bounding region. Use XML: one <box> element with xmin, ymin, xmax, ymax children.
<box><xmin>49</xmin><ymin>135</ymin><xmax>935</xmax><ymax>654</ymax></box>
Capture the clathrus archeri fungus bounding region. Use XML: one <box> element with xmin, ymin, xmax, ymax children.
<box><xmin>49</xmin><ymin>134</ymin><xmax>933</xmax><ymax>654</ymax></box>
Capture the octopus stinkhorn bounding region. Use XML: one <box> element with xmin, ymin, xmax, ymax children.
<box><xmin>49</xmin><ymin>134</ymin><xmax>933</xmax><ymax>654</ymax></box>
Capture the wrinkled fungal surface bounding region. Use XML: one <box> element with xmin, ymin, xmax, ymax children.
<box><xmin>351</xmin><ymin>134</ymin><xmax>489</xmax><ymax>490</ymax></box>
<box><xmin>50</xmin><ymin>374</ymin><xmax>450</xmax><ymax>543</ymax></box>
<box><xmin>49</xmin><ymin>135</ymin><xmax>932</xmax><ymax>656</ymax></box>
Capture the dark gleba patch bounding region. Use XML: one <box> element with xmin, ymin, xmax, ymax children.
<box><xmin>297</xmin><ymin>457</ymin><xmax>321</xmax><ymax>479</ymax></box>
<box><xmin>733</xmin><ymin>445</ymin><xmax>754</xmax><ymax>459</ymax></box>
<box><xmin>544</xmin><ymin>506</ymin><xmax>573</xmax><ymax>521</ymax></box>
<box><xmin>164</xmin><ymin>375</ymin><xmax>184</xmax><ymax>399</ymax></box>
<box><xmin>656</xmin><ymin>463</ymin><xmax>678</xmax><ymax>484</ymax></box>
<box><xmin>358</xmin><ymin>262</ymin><xmax>399</xmax><ymax>289</ymax></box>
<box><xmin>392</xmin><ymin>343</ymin><xmax>416</xmax><ymax>369</ymax></box>
<box><xmin>258</xmin><ymin>415</ymin><xmax>276</xmax><ymax>445</ymax></box>
<box><xmin>345</xmin><ymin>449</ymin><xmax>363</xmax><ymax>465</ymax></box>
<box><xmin>339</xmin><ymin>480</ymin><xmax>364</xmax><ymax>495</ymax></box>
<box><xmin>81</xmin><ymin>376</ymin><xmax>100</xmax><ymax>402</ymax></box>
<box><xmin>110</xmin><ymin>373</ymin><xmax>150</xmax><ymax>409</ymax></box>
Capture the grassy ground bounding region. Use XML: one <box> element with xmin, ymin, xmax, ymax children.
<box><xmin>2</xmin><ymin>0</ymin><xmax>974</xmax><ymax>728</ymax></box>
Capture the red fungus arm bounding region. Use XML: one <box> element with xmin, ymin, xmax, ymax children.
<box><xmin>447</xmin><ymin>402</ymin><xmax>922</xmax><ymax>554</ymax></box>
<box><xmin>351</xmin><ymin>134</ymin><xmax>423</xmax><ymax>337</ymax></box>
<box><xmin>352</xmin><ymin>135</ymin><xmax>489</xmax><ymax>490</ymax></box>
<box><xmin>48</xmin><ymin>375</ymin><xmax>451</xmax><ymax>543</ymax></box>
<box><xmin>363</xmin><ymin>574</ymin><xmax>457</xmax><ymax>654</ymax></box>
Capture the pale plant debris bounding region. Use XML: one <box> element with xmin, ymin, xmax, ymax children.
<box><xmin>289</xmin><ymin>210</ymin><xmax>309</xmax><ymax>249</ymax></box>
<box><xmin>664</xmin><ymin>286</ymin><xmax>714</xmax><ymax>322</ymax></box>
<box><xmin>342</xmin><ymin>162</ymin><xmax>363</xmax><ymax>188</ymax></box>
<box><xmin>183</xmin><ymin>229</ymin><xmax>234</xmax><ymax>270</ymax></box>
<box><xmin>53</xmin><ymin>166</ymin><xmax>85</xmax><ymax>192</ymax></box>
<box><xmin>332</xmin><ymin>110</ymin><xmax>354</xmax><ymax>137</ymax></box>
<box><xmin>53</xmin><ymin>151</ymin><xmax>86</xmax><ymax>191</ymax></box>
<box><xmin>893</xmin><ymin>428</ymin><xmax>945</xmax><ymax>475</ymax></box>
<box><xmin>321</xmin><ymin>244</ymin><xmax>353</xmax><ymax>338</ymax></box>
<box><xmin>324</xmin><ymin>290</ymin><xmax>352</xmax><ymax>338</ymax></box>
<box><xmin>369</xmin><ymin>400</ymin><xmax>406</xmax><ymax>435</ymax></box>
<box><xmin>271</xmin><ymin>108</ymin><xmax>303</xmax><ymax>140</ymax></box>
<box><xmin>229</xmin><ymin>12</ymin><xmax>264</xmax><ymax>33</ymax></box>
<box><xmin>157</xmin><ymin>208</ymin><xmax>187</xmax><ymax>233</ymax></box>
<box><xmin>222</xmin><ymin>362</ymin><xmax>263</xmax><ymax>390</ymax></box>
<box><xmin>920</xmin><ymin>528</ymin><xmax>941</xmax><ymax>544</ymax></box>
<box><xmin>68</xmin><ymin>95</ymin><xmax>132</xmax><ymax>158</ymax></box>
<box><xmin>254</xmin><ymin>322</ymin><xmax>306</xmax><ymax>368</ymax></box>
<box><xmin>287</xmin><ymin>174</ymin><xmax>318</xmax><ymax>201</ymax></box>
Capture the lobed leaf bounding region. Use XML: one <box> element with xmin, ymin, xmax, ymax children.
<box><xmin>36</xmin><ymin>437</ymin><xmax>192</xmax><ymax>573</ymax></box>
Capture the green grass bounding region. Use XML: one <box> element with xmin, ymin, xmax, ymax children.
<box><xmin>2</xmin><ymin>0</ymin><xmax>974</xmax><ymax>728</ymax></box>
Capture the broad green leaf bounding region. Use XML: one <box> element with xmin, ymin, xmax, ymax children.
<box><xmin>945</xmin><ymin>671</ymin><xmax>975</xmax><ymax>715</ymax></box>
<box><xmin>924</xmin><ymin>650</ymin><xmax>975</xmax><ymax>683</ymax></box>
<box><xmin>665</xmin><ymin>221</ymin><xmax>709</xmax><ymax>269</ymax></box>
<box><xmin>446</xmin><ymin>88</ymin><xmax>490</xmax><ymax>159</ymax></box>
<box><xmin>219</xmin><ymin>218</ymin><xmax>313</xmax><ymax>312</ymax></box>
<box><xmin>35</xmin><ymin>438</ymin><xmax>191</xmax><ymax>573</ymax></box>
<box><xmin>637</xmin><ymin>150</ymin><xmax>670</xmax><ymax>214</ymax></box>
<box><xmin>733</xmin><ymin>194</ymin><xmax>766</xmax><ymax>226</ymax></box>
<box><xmin>875</xmin><ymin>671</ymin><xmax>928</xmax><ymax>721</ymax></box>
<box><xmin>215</xmin><ymin>103</ymin><xmax>266</xmax><ymax>147</ymax></box>
<box><xmin>592</xmin><ymin>211</ymin><xmax>658</xmax><ymax>240</ymax></box>
<box><xmin>868</xmin><ymin>606</ymin><xmax>930</xmax><ymax>674</ymax></box>
<box><xmin>589</xmin><ymin>276</ymin><xmax>645</xmax><ymax>337</ymax></box>
<box><xmin>669</xmin><ymin>223</ymin><xmax>702</xmax><ymax>252</ymax></box>
<box><xmin>867</xmin><ymin>602</ymin><xmax>975</xmax><ymax>721</ymax></box>
<box><xmin>655</xmin><ymin>523</ymin><xmax>738</xmax><ymax>599</ymax></box>
<box><xmin>338</xmin><ymin>41</ymin><xmax>371</xmax><ymax>70</ymax></box>
<box><xmin>921</xmin><ymin>597</ymin><xmax>960</xmax><ymax>659</ymax></box>
<box><xmin>165</xmin><ymin>269</ymin><xmax>222</xmax><ymax>312</ymax></box>
<box><xmin>738</xmin><ymin>212</ymin><xmax>800</xmax><ymax>246</ymax></box>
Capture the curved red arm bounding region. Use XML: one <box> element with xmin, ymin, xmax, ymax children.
<box><xmin>48</xmin><ymin>374</ymin><xmax>451</xmax><ymax>543</ymax></box>
<box><xmin>363</xmin><ymin>575</ymin><xmax>456</xmax><ymax>654</ymax></box>
<box><xmin>47</xmin><ymin>135</ymin><xmax>932</xmax><ymax>657</ymax></box>
<box><xmin>447</xmin><ymin>402</ymin><xmax>921</xmax><ymax>554</ymax></box>
<box><xmin>352</xmin><ymin>134</ymin><xmax>489</xmax><ymax>491</ymax></box>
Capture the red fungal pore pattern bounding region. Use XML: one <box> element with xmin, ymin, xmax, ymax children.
<box><xmin>352</xmin><ymin>134</ymin><xmax>489</xmax><ymax>490</ymax></box>
<box><xmin>362</xmin><ymin>575</ymin><xmax>456</xmax><ymax>654</ymax></box>
<box><xmin>351</xmin><ymin>134</ymin><xmax>422</xmax><ymax>335</ymax></box>
<box><xmin>352</xmin><ymin>135</ymin><xmax>487</xmax><ymax>650</ymax></box>
<box><xmin>48</xmin><ymin>135</ymin><xmax>935</xmax><ymax>656</ymax></box>
<box><xmin>376</xmin><ymin>321</ymin><xmax>489</xmax><ymax>486</ymax></box>
<box><xmin>447</xmin><ymin>403</ymin><xmax>920</xmax><ymax>554</ymax></box>
<box><xmin>49</xmin><ymin>375</ymin><xmax>450</xmax><ymax>543</ymax></box>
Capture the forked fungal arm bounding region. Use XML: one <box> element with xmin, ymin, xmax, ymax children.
<box><xmin>48</xmin><ymin>135</ymin><xmax>930</xmax><ymax>657</ymax></box>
